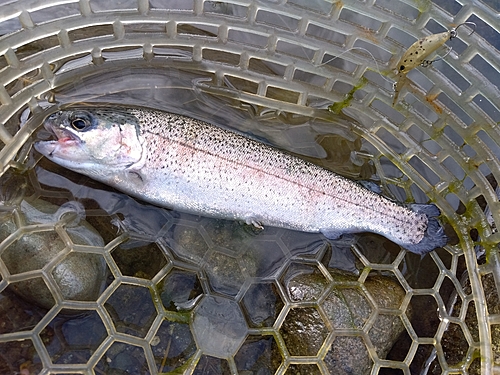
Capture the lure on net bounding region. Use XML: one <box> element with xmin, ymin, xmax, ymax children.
<box><xmin>392</xmin><ymin>22</ymin><xmax>476</xmax><ymax>106</ymax></box>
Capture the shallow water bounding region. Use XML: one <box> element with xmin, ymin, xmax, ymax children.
<box><xmin>1</xmin><ymin>65</ymin><xmax>456</xmax><ymax>374</ymax></box>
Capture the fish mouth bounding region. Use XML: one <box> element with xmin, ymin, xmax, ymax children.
<box><xmin>35</xmin><ymin>121</ymin><xmax>83</xmax><ymax>159</ymax></box>
<box><xmin>44</xmin><ymin>122</ymin><xmax>82</xmax><ymax>146</ymax></box>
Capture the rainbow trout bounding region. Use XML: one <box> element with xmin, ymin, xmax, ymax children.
<box><xmin>34</xmin><ymin>104</ymin><xmax>447</xmax><ymax>254</ymax></box>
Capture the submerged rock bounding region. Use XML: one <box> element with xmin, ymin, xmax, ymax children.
<box><xmin>283</xmin><ymin>269</ymin><xmax>408</xmax><ymax>375</ymax></box>
<box><xmin>192</xmin><ymin>295</ymin><xmax>248</xmax><ymax>358</ymax></box>
<box><xmin>0</xmin><ymin>199</ymin><xmax>107</xmax><ymax>310</ymax></box>
<box><xmin>424</xmin><ymin>269</ymin><xmax>496</xmax><ymax>374</ymax></box>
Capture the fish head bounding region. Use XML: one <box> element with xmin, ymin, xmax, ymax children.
<box><xmin>35</xmin><ymin>106</ymin><xmax>145</xmax><ymax>175</ymax></box>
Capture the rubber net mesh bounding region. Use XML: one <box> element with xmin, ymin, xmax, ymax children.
<box><xmin>0</xmin><ymin>0</ymin><xmax>499</xmax><ymax>374</ymax></box>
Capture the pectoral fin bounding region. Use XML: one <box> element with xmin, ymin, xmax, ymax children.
<box><xmin>244</xmin><ymin>217</ymin><xmax>264</xmax><ymax>230</ymax></box>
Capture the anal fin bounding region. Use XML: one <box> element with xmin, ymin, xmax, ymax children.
<box><xmin>321</xmin><ymin>229</ymin><xmax>344</xmax><ymax>240</ymax></box>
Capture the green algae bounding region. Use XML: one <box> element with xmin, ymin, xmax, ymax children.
<box><xmin>328</xmin><ymin>77</ymin><xmax>368</xmax><ymax>114</ymax></box>
<box><xmin>160</xmin><ymin>353</ymin><xmax>198</xmax><ymax>375</ymax></box>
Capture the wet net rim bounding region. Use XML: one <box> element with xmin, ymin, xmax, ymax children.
<box><xmin>0</xmin><ymin>0</ymin><xmax>499</xmax><ymax>373</ymax></box>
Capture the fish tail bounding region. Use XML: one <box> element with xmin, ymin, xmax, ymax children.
<box><xmin>404</xmin><ymin>203</ymin><xmax>448</xmax><ymax>255</ymax></box>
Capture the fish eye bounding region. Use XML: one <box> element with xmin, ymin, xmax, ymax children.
<box><xmin>69</xmin><ymin>111</ymin><xmax>93</xmax><ymax>131</ymax></box>
<box><xmin>71</xmin><ymin>118</ymin><xmax>90</xmax><ymax>130</ymax></box>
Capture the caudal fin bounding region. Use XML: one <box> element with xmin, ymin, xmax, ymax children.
<box><xmin>404</xmin><ymin>203</ymin><xmax>448</xmax><ymax>255</ymax></box>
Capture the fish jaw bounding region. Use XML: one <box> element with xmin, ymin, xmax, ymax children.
<box><xmin>35</xmin><ymin>122</ymin><xmax>98</xmax><ymax>170</ymax></box>
<box><xmin>34</xmin><ymin>108</ymin><xmax>146</xmax><ymax>175</ymax></box>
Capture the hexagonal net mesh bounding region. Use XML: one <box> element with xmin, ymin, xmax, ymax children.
<box><xmin>0</xmin><ymin>0</ymin><xmax>500</xmax><ymax>374</ymax></box>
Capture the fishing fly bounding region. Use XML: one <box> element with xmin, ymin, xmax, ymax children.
<box><xmin>393</xmin><ymin>22</ymin><xmax>476</xmax><ymax>105</ymax></box>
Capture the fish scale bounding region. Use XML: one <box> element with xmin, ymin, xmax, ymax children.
<box><xmin>34</xmin><ymin>104</ymin><xmax>447</xmax><ymax>254</ymax></box>
<box><xmin>132</xmin><ymin>108</ymin><xmax>417</xmax><ymax>226</ymax></box>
